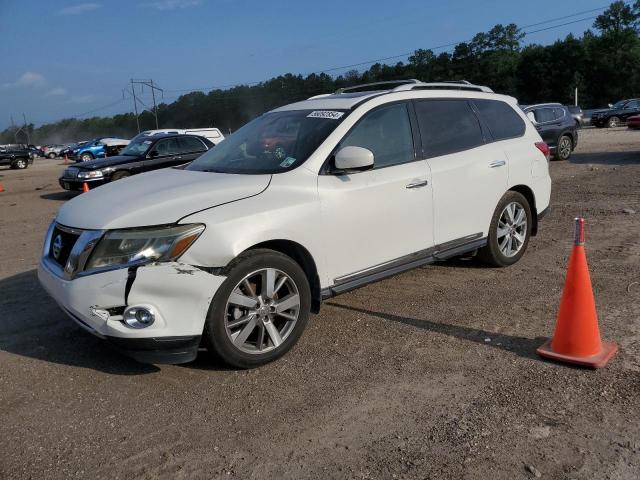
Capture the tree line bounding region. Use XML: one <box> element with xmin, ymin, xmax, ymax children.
<box><xmin>3</xmin><ymin>1</ymin><xmax>639</xmax><ymax>145</ymax></box>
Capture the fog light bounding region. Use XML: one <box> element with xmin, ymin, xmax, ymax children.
<box><xmin>123</xmin><ymin>306</ymin><xmax>155</xmax><ymax>329</ymax></box>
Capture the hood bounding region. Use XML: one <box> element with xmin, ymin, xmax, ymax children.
<box><xmin>57</xmin><ymin>168</ymin><xmax>271</xmax><ymax>230</ymax></box>
<box><xmin>77</xmin><ymin>155</ymin><xmax>136</xmax><ymax>169</ymax></box>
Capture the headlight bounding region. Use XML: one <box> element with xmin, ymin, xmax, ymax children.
<box><xmin>85</xmin><ymin>224</ymin><xmax>205</xmax><ymax>271</ymax></box>
<box><xmin>77</xmin><ymin>170</ymin><xmax>103</xmax><ymax>179</ymax></box>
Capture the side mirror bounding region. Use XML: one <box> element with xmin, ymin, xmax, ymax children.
<box><xmin>608</xmin><ymin>103</ymin><xmax>613</xmax><ymax>108</ymax></box>
<box><xmin>334</xmin><ymin>146</ymin><xmax>374</xmax><ymax>173</ymax></box>
<box><xmin>148</xmin><ymin>150</ymin><xmax>159</xmax><ymax>158</ymax></box>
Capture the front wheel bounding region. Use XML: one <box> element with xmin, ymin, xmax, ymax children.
<box><xmin>80</xmin><ymin>152</ymin><xmax>93</xmax><ymax>162</ymax></box>
<box><xmin>607</xmin><ymin>116</ymin><xmax>620</xmax><ymax>128</ymax></box>
<box><xmin>204</xmin><ymin>249</ymin><xmax>311</xmax><ymax>368</ymax></box>
<box><xmin>47</xmin><ymin>152</ymin><xmax>56</xmax><ymax>159</ymax></box>
<box><xmin>478</xmin><ymin>191</ymin><xmax>532</xmax><ymax>267</ymax></box>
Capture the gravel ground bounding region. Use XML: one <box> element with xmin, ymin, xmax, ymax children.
<box><xmin>1</xmin><ymin>127</ymin><xmax>639</xmax><ymax>480</ymax></box>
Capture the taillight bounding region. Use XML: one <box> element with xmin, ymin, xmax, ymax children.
<box><xmin>535</xmin><ymin>142</ymin><xmax>550</xmax><ymax>161</ymax></box>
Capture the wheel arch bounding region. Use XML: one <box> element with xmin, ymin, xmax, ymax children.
<box><xmin>243</xmin><ymin>239</ymin><xmax>322</xmax><ymax>313</ymax></box>
<box><xmin>508</xmin><ymin>184</ymin><xmax>538</xmax><ymax>236</ymax></box>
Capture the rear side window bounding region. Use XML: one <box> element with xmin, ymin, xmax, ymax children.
<box><xmin>532</xmin><ymin>108</ymin><xmax>555</xmax><ymax>123</ymax></box>
<box><xmin>473</xmin><ymin>99</ymin><xmax>525</xmax><ymax>141</ymax></box>
<box><xmin>552</xmin><ymin>107</ymin><xmax>565</xmax><ymax>119</ymax></box>
<box><xmin>340</xmin><ymin>103</ymin><xmax>414</xmax><ymax>168</ymax></box>
<box><xmin>415</xmin><ymin>100</ymin><xmax>484</xmax><ymax>158</ymax></box>
<box><xmin>179</xmin><ymin>136</ymin><xmax>207</xmax><ymax>153</ymax></box>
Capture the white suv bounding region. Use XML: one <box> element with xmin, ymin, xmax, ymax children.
<box><xmin>38</xmin><ymin>80</ymin><xmax>551</xmax><ymax>368</ymax></box>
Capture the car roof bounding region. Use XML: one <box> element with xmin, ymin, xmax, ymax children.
<box><xmin>522</xmin><ymin>103</ymin><xmax>564</xmax><ymax>110</ymax></box>
<box><xmin>271</xmin><ymin>80</ymin><xmax>499</xmax><ymax>113</ymax></box>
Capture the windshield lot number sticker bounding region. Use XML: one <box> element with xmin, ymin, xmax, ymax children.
<box><xmin>307</xmin><ymin>110</ymin><xmax>344</xmax><ymax>120</ymax></box>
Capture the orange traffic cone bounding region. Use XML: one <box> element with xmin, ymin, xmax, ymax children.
<box><xmin>0</xmin><ymin>182</ymin><xmax>4</xmax><ymax>193</ymax></box>
<box><xmin>64</xmin><ymin>154</ymin><xmax>69</xmax><ymax>164</ymax></box>
<box><xmin>82</xmin><ymin>182</ymin><xmax>89</xmax><ymax>193</ymax></box>
<box><xmin>537</xmin><ymin>218</ymin><xmax>617</xmax><ymax>368</ymax></box>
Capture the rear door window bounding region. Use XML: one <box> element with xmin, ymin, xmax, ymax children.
<box><xmin>473</xmin><ymin>99</ymin><xmax>525</xmax><ymax>141</ymax></box>
<box><xmin>179</xmin><ymin>136</ymin><xmax>207</xmax><ymax>153</ymax></box>
<box><xmin>414</xmin><ymin>99</ymin><xmax>484</xmax><ymax>158</ymax></box>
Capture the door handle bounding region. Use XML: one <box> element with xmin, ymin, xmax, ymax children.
<box><xmin>405</xmin><ymin>179</ymin><xmax>429</xmax><ymax>189</ymax></box>
<box><xmin>489</xmin><ymin>160</ymin><xmax>506</xmax><ymax>168</ymax></box>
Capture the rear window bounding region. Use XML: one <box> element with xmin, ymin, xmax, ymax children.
<box><xmin>473</xmin><ymin>99</ymin><xmax>525</xmax><ymax>141</ymax></box>
<box><xmin>415</xmin><ymin>99</ymin><xmax>485</xmax><ymax>158</ymax></box>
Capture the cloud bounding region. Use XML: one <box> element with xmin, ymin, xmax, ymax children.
<box><xmin>3</xmin><ymin>72</ymin><xmax>46</xmax><ymax>88</ymax></box>
<box><xmin>45</xmin><ymin>87</ymin><xmax>68</xmax><ymax>97</ymax></box>
<box><xmin>58</xmin><ymin>3</ymin><xmax>101</xmax><ymax>15</ymax></box>
<box><xmin>144</xmin><ymin>0</ymin><xmax>202</xmax><ymax>11</ymax></box>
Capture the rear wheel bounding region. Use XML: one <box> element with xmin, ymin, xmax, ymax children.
<box><xmin>204</xmin><ymin>249</ymin><xmax>311</xmax><ymax>368</ymax></box>
<box><xmin>80</xmin><ymin>152</ymin><xmax>93</xmax><ymax>162</ymax></box>
<box><xmin>607</xmin><ymin>116</ymin><xmax>620</xmax><ymax>128</ymax></box>
<box><xmin>13</xmin><ymin>158</ymin><xmax>28</xmax><ymax>169</ymax></box>
<box><xmin>47</xmin><ymin>152</ymin><xmax>56</xmax><ymax>159</ymax></box>
<box><xmin>478</xmin><ymin>191</ymin><xmax>532</xmax><ymax>267</ymax></box>
<box><xmin>556</xmin><ymin>135</ymin><xmax>572</xmax><ymax>160</ymax></box>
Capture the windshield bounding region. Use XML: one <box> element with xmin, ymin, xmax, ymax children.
<box><xmin>611</xmin><ymin>100</ymin><xmax>627</xmax><ymax>109</ymax></box>
<box><xmin>120</xmin><ymin>137</ymin><xmax>153</xmax><ymax>156</ymax></box>
<box><xmin>187</xmin><ymin>109</ymin><xmax>347</xmax><ymax>174</ymax></box>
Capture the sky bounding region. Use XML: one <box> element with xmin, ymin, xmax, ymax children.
<box><xmin>0</xmin><ymin>0</ymin><xmax>612</xmax><ymax>129</ymax></box>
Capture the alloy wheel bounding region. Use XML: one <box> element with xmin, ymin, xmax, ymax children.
<box><xmin>558</xmin><ymin>136</ymin><xmax>572</xmax><ymax>159</ymax></box>
<box><xmin>497</xmin><ymin>202</ymin><xmax>527</xmax><ymax>258</ymax></box>
<box><xmin>224</xmin><ymin>268</ymin><xmax>300</xmax><ymax>355</ymax></box>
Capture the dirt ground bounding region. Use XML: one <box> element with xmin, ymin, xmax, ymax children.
<box><xmin>1</xmin><ymin>128</ymin><xmax>639</xmax><ymax>480</ymax></box>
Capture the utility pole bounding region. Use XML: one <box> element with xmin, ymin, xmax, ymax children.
<box><xmin>131</xmin><ymin>79</ymin><xmax>163</xmax><ymax>129</ymax></box>
<box><xmin>22</xmin><ymin>113</ymin><xmax>31</xmax><ymax>145</ymax></box>
<box><xmin>125</xmin><ymin>79</ymin><xmax>141</xmax><ymax>133</ymax></box>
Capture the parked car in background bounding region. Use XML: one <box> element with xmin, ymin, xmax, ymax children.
<box><xmin>27</xmin><ymin>144</ymin><xmax>43</xmax><ymax>159</ymax></box>
<box><xmin>43</xmin><ymin>144</ymin><xmax>67</xmax><ymax>159</ymax></box>
<box><xmin>522</xmin><ymin>103</ymin><xmax>577</xmax><ymax>160</ymax></box>
<box><xmin>590</xmin><ymin>99</ymin><xmax>640</xmax><ymax>128</ymax></box>
<box><xmin>41</xmin><ymin>80</ymin><xmax>551</xmax><ymax>367</ymax></box>
<box><xmin>0</xmin><ymin>144</ymin><xmax>32</xmax><ymax>169</ymax></box>
<box><xmin>566</xmin><ymin>105</ymin><xmax>583</xmax><ymax>127</ymax></box>
<box><xmin>60</xmin><ymin>141</ymin><xmax>88</xmax><ymax>159</ymax></box>
<box><xmin>132</xmin><ymin>128</ymin><xmax>225</xmax><ymax>145</ymax></box>
<box><xmin>627</xmin><ymin>114</ymin><xmax>640</xmax><ymax>129</ymax></box>
<box><xmin>60</xmin><ymin>133</ymin><xmax>214</xmax><ymax>190</ymax></box>
<box><xmin>71</xmin><ymin>137</ymin><xmax>130</xmax><ymax>162</ymax></box>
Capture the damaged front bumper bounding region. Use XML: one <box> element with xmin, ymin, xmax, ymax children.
<box><xmin>38</xmin><ymin>258</ymin><xmax>226</xmax><ymax>364</ymax></box>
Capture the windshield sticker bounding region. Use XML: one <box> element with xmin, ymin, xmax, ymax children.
<box><xmin>280</xmin><ymin>157</ymin><xmax>296</xmax><ymax>168</ymax></box>
<box><xmin>307</xmin><ymin>110</ymin><xmax>344</xmax><ymax>120</ymax></box>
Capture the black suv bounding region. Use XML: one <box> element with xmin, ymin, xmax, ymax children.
<box><xmin>522</xmin><ymin>103</ymin><xmax>578</xmax><ymax>160</ymax></box>
<box><xmin>59</xmin><ymin>133</ymin><xmax>214</xmax><ymax>191</ymax></box>
<box><xmin>590</xmin><ymin>99</ymin><xmax>640</xmax><ymax>128</ymax></box>
<box><xmin>0</xmin><ymin>144</ymin><xmax>32</xmax><ymax>169</ymax></box>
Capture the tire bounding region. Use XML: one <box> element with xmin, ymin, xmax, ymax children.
<box><xmin>47</xmin><ymin>152</ymin><xmax>56</xmax><ymax>159</ymax></box>
<box><xmin>607</xmin><ymin>116</ymin><xmax>620</xmax><ymax>128</ymax></box>
<box><xmin>80</xmin><ymin>152</ymin><xmax>94</xmax><ymax>162</ymax></box>
<box><xmin>555</xmin><ymin>135</ymin><xmax>573</xmax><ymax>160</ymax></box>
<box><xmin>203</xmin><ymin>248</ymin><xmax>311</xmax><ymax>369</ymax></box>
<box><xmin>12</xmin><ymin>158</ymin><xmax>28</xmax><ymax>169</ymax></box>
<box><xmin>477</xmin><ymin>191</ymin><xmax>532</xmax><ymax>267</ymax></box>
<box><xmin>111</xmin><ymin>171</ymin><xmax>130</xmax><ymax>181</ymax></box>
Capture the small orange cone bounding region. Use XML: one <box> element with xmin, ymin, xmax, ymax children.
<box><xmin>537</xmin><ymin>218</ymin><xmax>617</xmax><ymax>368</ymax></box>
<box><xmin>82</xmin><ymin>182</ymin><xmax>89</xmax><ymax>193</ymax></box>
<box><xmin>64</xmin><ymin>154</ymin><xmax>69</xmax><ymax>164</ymax></box>
<box><xmin>0</xmin><ymin>182</ymin><xmax>4</xmax><ymax>193</ymax></box>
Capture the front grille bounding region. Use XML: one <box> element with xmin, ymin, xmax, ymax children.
<box><xmin>63</xmin><ymin>167</ymin><xmax>79</xmax><ymax>179</ymax></box>
<box><xmin>49</xmin><ymin>225</ymin><xmax>81</xmax><ymax>268</ymax></box>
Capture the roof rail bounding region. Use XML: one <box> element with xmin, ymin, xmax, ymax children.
<box><xmin>335</xmin><ymin>79</ymin><xmax>421</xmax><ymax>94</ymax></box>
<box><xmin>393</xmin><ymin>81</ymin><xmax>493</xmax><ymax>93</ymax></box>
